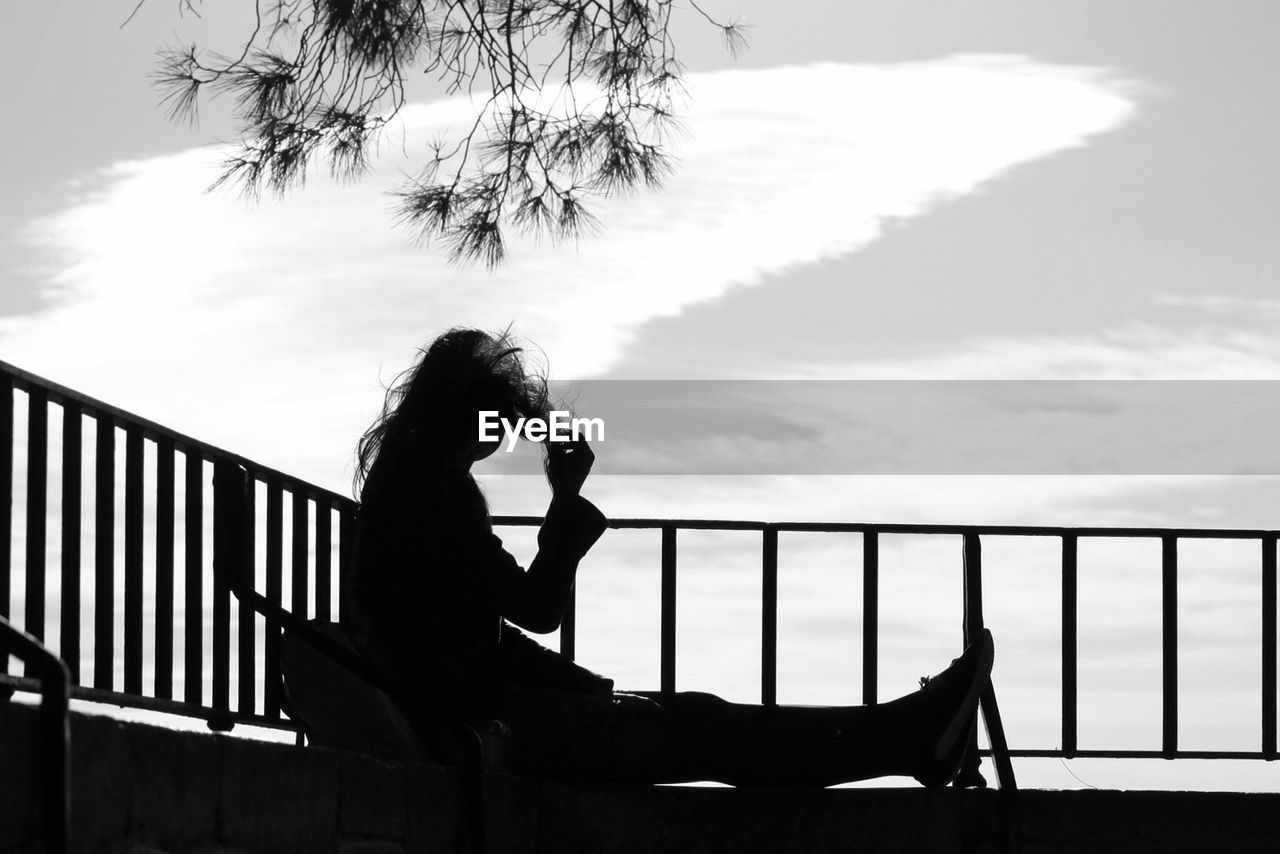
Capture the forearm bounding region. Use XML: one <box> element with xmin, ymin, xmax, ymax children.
<box><xmin>507</xmin><ymin>552</ymin><xmax>580</xmax><ymax>633</ymax></box>
<box><xmin>503</xmin><ymin>495</ymin><xmax>607</xmax><ymax>633</ymax></box>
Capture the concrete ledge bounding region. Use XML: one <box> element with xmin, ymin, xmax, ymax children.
<box><xmin>534</xmin><ymin>783</ymin><xmax>1280</xmax><ymax>854</ymax></box>
<box><xmin>3</xmin><ymin>701</ymin><xmax>1279</xmax><ymax>853</ymax></box>
<box><xmin>0</xmin><ymin>702</ymin><xmax>467</xmax><ymax>854</ymax></box>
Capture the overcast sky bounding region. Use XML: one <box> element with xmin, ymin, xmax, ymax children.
<box><xmin>3</xmin><ymin>1</ymin><xmax>1279</xmax><ymax>790</ymax></box>
<box><xmin>4</xmin><ymin>2</ymin><xmax>1280</xmax><ymax>482</ymax></box>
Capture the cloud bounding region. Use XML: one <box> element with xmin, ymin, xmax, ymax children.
<box><xmin>793</xmin><ymin>324</ymin><xmax>1280</xmax><ymax>380</ymax></box>
<box><xmin>3</xmin><ymin>57</ymin><xmax>1138</xmax><ymax>488</ymax></box>
<box><xmin>1152</xmin><ymin>293</ymin><xmax>1280</xmax><ymax>320</ymax></box>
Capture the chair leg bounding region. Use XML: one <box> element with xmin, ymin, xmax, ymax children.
<box><xmin>981</xmin><ymin>683</ymin><xmax>1021</xmax><ymax>854</ymax></box>
<box><xmin>980</xmin><ymin>684</ymin><xmax>1016</xmax><ymax>792</ymax></box>
<box><xmin>952</xmin><ymin>682</ymin><xmax>1017</xmax><ymax>788</ymax></box>
<box><xmin>952</xmin><ymin>685</ymin><xmax>1021</xmax><ymax>850</ymax></box>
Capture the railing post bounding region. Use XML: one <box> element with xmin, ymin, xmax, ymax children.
<box><xmin>954</xmin><ymin>533</ymin><xmax>987</xmax><ymax>788</ymax></box>
<box><xmin>761</xmin><ymin>526</ymin><xmax>778</xmax><ymax>707</ymax></box>
<box><xmin>288</xmin><ymin>487</ymin><xmax>312</xmax><ymax>714</ymax></box>
<box><xmin>862</xmin><ymin>530</ymin><xmax>878</xmax><ymax>706</ymax></box>
<box><xmin>93</xmin><ymin>415</ymin><xmax>115</xmax><ymax>690</ymax></box>
<box><xmin>24</xmin><ymin>388</ymin><xmax>49</xmax><ymax>667</ymax></box>
<box><xmin>183</xmin><ymin>451</ymin><xmax>204</xmax><ymax>705</ymax></box>
<box><xmin>1263</xmin><ymin>535</ymin><xmax>1276</xmax><ymax>758</ymax></box>
<box><xmin>39</xmin><ymin>654</ymin><xmax>71</xmax><ymax>854</ymax></box>
<box><xmin>0</xmin><ymin>373</ymin><xmax>12</xmax><ymax>680</ymax></box>
<box><xmin>60</xmin><ymin>402</ymin><xmax>82</xmax><ymax>685</ymax></box>
<box><xmin>1062</xmin><ymin>534</ymin><xmax>1078</xmax><ymax>757</ymax></box>
<box><xmin>660</xmin><ymin>526</ymin><xmax>677</xmax><ymax>694</ymax></box>
<box><xmin>292</xmin><ymin>491</ymin><xmax>310</xmax><ymax>616</ymax></box>
<box><xmin>210</xmin><ymin>460</ymin><xmax>250</xmax><ymax>731</ymax></box>
<box><xmin>0</xmin><ymin>616</ymin><xmax>71</xmax><ymax>854</ymax></box>
<box><xmin>237</xmin><ymin>483</ymin><xmax>259</xmax><ymax>717</ymax></box>
<box><xmin>1162</xmin><ymin>535</ymin><xmax>1178</xmax><ymax>757</ymax></box>
<box><xmin>210</xmin><ymin>463</ymin><xmax>234</xmax><ymax>730</ymax></box>
<box><xmin>264</xmin><ymin>481</ymin><xmax>283</xmax><ymax>718</ymax></box>
<box><xmin>124</xmin><ymin>426</ymin><xmax>144</xmax><ymax>695</ymax></box>
<box><xmin>154</xmin><ymin>438</ymin><xmax>175</xmax><ymax>700</ymax></box>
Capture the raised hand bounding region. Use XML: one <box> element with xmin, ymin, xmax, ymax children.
<box><xmin>545</xmin><ymin>437</ymin><xmax>594</xmax><ymax>498</ymax></box>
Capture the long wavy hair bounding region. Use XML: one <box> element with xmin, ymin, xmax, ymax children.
<box><xmin>354</xmin><ymin>327</ymin><xmax>550</xmax><ymax>494</ymax></box>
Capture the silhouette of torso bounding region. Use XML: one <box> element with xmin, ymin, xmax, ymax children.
<box><xmin>345</xmin><ymin>458</ymin><xmax>525</xmax><ymax>722</ymax></box>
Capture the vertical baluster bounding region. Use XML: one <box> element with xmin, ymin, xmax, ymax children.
<box><xmin>210</xmin><ymin>463</ymin><xmax>233</xmax><ymax>727</ymax></box>
<box><xmin>1062</xmin><ymin>534</ymin><xmax>1078</xmax><ymax>757</ymax></box>
<box><xmin>284</xmin><ymin>490</ymin><xmax>308</xmax><ymax>726</ymax></box>
<box><xmin>123</xmin><ymin>426</ymin><xmax>144</xmax><ymax>695</ymax></box>
<box><xmin>962</xmin><ymin>533</ymin><xmax>985</xmax><ymax>643</ymax></box>
<box><xmin>237</xmin><ymin>479</ymin><xmax>257</xmax><ymax>716</ymax></box>
<box><xmin>93</xmin><ymin>415</ymin><xmax>115</xmax><ymax>689</ymax></box>
<box><xmin>285</xmin><ymin>488</ymin><xmax>310</xmax><ymax>710</ymax></box>
<box><xmin>292</xmin><ymin>490</ymin><xmax>308</xmax><ymax>616</ymax></box>
<box><xmin>264</xmin><ymin>480</ymin><xmax>283</xmax><ymax>719</ymax></box>
<box><xmin>60</xmin><ymin>402</ymin><xmax>82</xmax><ymax>684</ymax></box>
<box><xmin>183</xmin><ymin>451</ymin><xmax>203</xmax><ymax>704</ymax></box>
<box><xmin>154</xmin><ymin>439</ymin><xmax>175</xmax><ymax>699</ymax></box>
<box><xmin>1262</xmin><ymin>535</ymin><xmax>1275</xmax><ymax>757</ymax></box>
<box><xmin>963</xmin><ymin>533</ymin><xmax>1019</xmax><ymax>791</ymax></box>
<box><xmin>862</xmin><ymin>530</ymin><xmax>879</xmax><ymax>706</ymax></box>
<box><xmin>761</xmin><ymin>526</ymin><xmax>778</xmax><ymax>706</ymax></box>
<box><xmin>24</xmin><ymin>389</ymin><xmax>48</xmax><ymax>665</ymax></box>
<box><xmin>0</xmin><ymin>374</ymin><xmax>12</xmax><ymax>676</ymax></box>
<box><xmin>211</xmin><ymin>459</ymin><xmax>250</xmax><ymax>731</ymax></box>
<box><xmin>1162</xmin><ymin>535</ymin><xmax>1178</xmax><ymax>756</ymax></box>
<box><xmin>660</xmin><ymin>526</ymin><xmax>677</xmax><ymax>694</ymax></box>
<box><xmin>954</xmin><ymin>533</ymin><xmax>986</xmax><ymax>788</ymax></box>
<box><xmin>315</xmin><ymin>500</ymin><xmax>331</xmax><ymax>622</ymax></box>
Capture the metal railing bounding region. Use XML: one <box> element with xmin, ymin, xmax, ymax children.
<box><xmin>1</xmin><ymin>358</ymin><xmax>356</xmax><ymax>733</ymax></box>
<box><xmin>489</xmin><ymin>517</ymin><xmax>1276</xmax><ymax>763</ymax></box>
<box><xmin>2</xmin><ymin>357</ymin><xmax>1277</xmax><ymax>765</ymax></box>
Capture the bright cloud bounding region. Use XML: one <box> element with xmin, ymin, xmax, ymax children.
<box><xmin>2</xmin><ymin>57</ymin><xmax>1137</xmax><ymax>488</ymax></box>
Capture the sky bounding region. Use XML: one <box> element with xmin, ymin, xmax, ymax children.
<box><xmin>2</xmin><ymin>1</ymin><xmax>1280</xmax><ymax>791</ymax></box>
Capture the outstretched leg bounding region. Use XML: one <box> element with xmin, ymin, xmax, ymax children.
<box><xmin>503</xmin><ymin>630</ymin><xmax>994</xmax><ymax>788</ymax></box>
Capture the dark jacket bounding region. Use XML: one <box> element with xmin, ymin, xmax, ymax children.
<box><xmin>344</xmin><ymin>460</ymin><xmax>608</xmax><ymax>723</ymax></box>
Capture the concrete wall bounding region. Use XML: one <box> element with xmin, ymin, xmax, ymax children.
<box><xmin>535</xmin><ymin>782</ymin><xmax>1280</xmax><ymax>854</ymax></box>
<box><xmin>3</xmin><ymin>701</ymin><xmax>1279</xmax><ymax>854</ymax></box>
<box><xmin>0</xmin><ymin>702</ymin><xmax>473</xmax><ymax>854</ymax></box>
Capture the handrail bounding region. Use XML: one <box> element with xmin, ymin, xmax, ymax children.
<box><xmin>500</xmin><ymin>515</ymin><xmax>1280</xmax><ymax>538</ymax></box>
<box><xmin>1</xmin><ymin>615</ymin><xmax>70</xmax><ymax>854</ymax></box>
<box><xmin>0</xmin><ymin>357</ymin><xmax>355</xmax><ymax>508</ymax></box>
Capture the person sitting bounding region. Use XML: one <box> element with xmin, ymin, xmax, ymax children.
<box><xmin>338</xmin><ymin>327</ymin><xmax>994</xmax><ymax>787</ymax></box>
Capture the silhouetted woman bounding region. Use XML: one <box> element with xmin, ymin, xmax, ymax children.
<box><xmin>343</xmin><ymin>328</ymin><xmax>993</xmax><ymax>786</ymax></box>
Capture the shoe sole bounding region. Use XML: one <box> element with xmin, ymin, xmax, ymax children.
<box><xmin>932</xmin><ymin>628</ymin><xmax>994</xmax><ymax>762</ymax></box>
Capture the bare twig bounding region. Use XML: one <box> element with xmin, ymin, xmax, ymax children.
<box><xmin>137</xmin><ymin>0</ymin><xmax>747</xmax><ymax>267</ymax></box>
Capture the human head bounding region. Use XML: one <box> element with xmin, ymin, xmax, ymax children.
<box><xmin>355</xmin><ymin>327</ymin><xmax>550</xmax><ymax>489</ymax></box>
